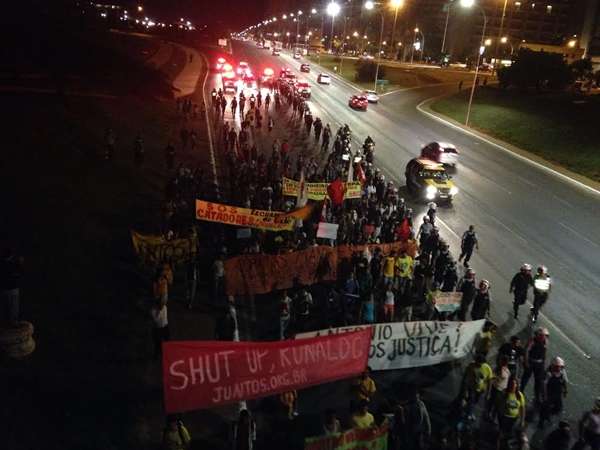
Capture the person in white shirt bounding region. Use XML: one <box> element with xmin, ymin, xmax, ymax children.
<box><xmin>151</xmin><ymin>298</ymin><xmax>169</xmax><ymax>360</ymax></box>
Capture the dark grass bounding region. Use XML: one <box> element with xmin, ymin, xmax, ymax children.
<box><xmin>431</xmin><ymin>87</ymin><xmax>600</xmax><ymax>181</ymax></box>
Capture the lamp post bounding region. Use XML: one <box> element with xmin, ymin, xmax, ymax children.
<box><xmin>441</xmin><ymin>0</ymin><xmax>456</xmax><ymax>56</ymax></box>
<box><xmin>493</xmin><ymin>0</ymin><xmax>509</xmax><ymax>74</ymax></box>
<box><xmin>327</xmin><ymin>2</ymin><xmax>341</xmax><ymax>52</ymax></box>
<box><xmin>390</xmin><ymin>0</ymin><xmax>404</xmax><ymax>60</ymax></box>
<box><xmin>339</xmin><ymin>16</ymin><xmax>350</xmax><ymax>75</ymax></box>
<box><xmin>500</xmin><ymin>36</ymin><xmax>514</xmax><ymax>55</ymax></box>
<box><xmin>460</xmin><ymin>0</ymin><xmax>487</xmax><ymax>127</ymax></box>
<box><xmin>364</xmin><ymin>1</ymin><xmax>385</xmax><ymax>92</ymax></box>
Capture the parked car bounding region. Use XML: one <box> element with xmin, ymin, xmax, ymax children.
<box><xmin>349</xmin><ymin>95</ymin><xmax>368</xmax><ymax>111</ymax></box>
<box><xmin>420</xmin><ymin>142</ymin><xmax>460</xmax><ymax>167</ymax></box>
<box><xmin>363</xmin><ymin>90</ymin><xmax>379</xmax><ymax>103</ymax></box>
<box><xmin>295</xmin><ymin>81</ymin><xmax>311</xmax><ymax>98</ymax></box>
<box><xmin>317</xmin><ymin>73</ymin><xmax>331</xmax><ymax>84</ymax></box>
<box><xmin>300</xmin><ymin>63</ymin><xmax>310</xmax><ymax>73</ymax></box>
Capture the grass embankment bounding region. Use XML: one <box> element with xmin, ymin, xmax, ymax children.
<box><xmin>1</xmin><ymin>28</ymin><xmax>212</xmax><ymax>449</ymax></box>
<box><xmin>307</xmin><ymin>54</ymin><xmax>473</xmax><ymax>92</ymax></box>
<box><xmin>431</xmin><ymin>87</ymin><xmax>600</xmax><ymax>181</ymax></box>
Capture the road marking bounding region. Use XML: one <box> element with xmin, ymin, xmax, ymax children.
<box><xmin>533</xmin><ymin>303</ymin><xmax>592</xmax><ymax>360</ymax></box>
<box><xmin>487</xmin><ymin>215</ymin><xmax>527</xmax><ymax>242</ymax></box>
<box><xmin>416</xmin><ymin>98</ymin><xmax>600</xmax><ymax>198</ymax></box>
<box><xmin>558</xmin><ymin>222</ymin><xmax>600</xmax><ymax>248</ymax></box>
<box><xmin>553</xmin><ymin>195</ymin><xmax>573</xmax><ymax>208</ymax></box>
<box><xmin>200</xmin><ymin>53</ymin><xmax>218</xmax><ymax>190</ymax></box>
<box><xmin>436</xmin><ymin>218</ymin><xmax>460</xmax><ymax>239</ymax></box>
<box><xmin>515</xmin><ymin>175</ymin><xmax>537</xmax><ymax>188</ymax></box>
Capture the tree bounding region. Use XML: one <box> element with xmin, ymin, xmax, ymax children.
<box><xmin>355</xmin><ymin>60</ymin><xmax>386</xmax><ymax>83</ymax></box>
<box><xmin>496</xmin><ymin>49</ymin><xmax>572</xmax><ymax>91</ymax></box>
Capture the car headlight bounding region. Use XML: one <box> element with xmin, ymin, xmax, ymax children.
<box><xmin>426</xmin><ymin>185</ymin><xmax>437</xmax><ymax>195</ymax></box>
<box><xmin>450</xmin><ymin>186</ymin><xmax>459</xmax><ymax>195</ymax></box>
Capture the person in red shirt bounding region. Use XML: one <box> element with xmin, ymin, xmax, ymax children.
<box><xmin>327</xmin><ymin>176</ymin><xmax>346</xmax><ymax>208</ymax></box>
<box><xmin>281</xmin><ymin>139</ymin><xmax>290</xmax><ymax>158</ymax></box>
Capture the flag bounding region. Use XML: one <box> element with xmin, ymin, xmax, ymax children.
<box><xmin>347</xmin><ymin>157</ymin><xmax>354</xmax><ymax>183</ymax></box>
<box><xmin>297</xmin><ymin>168</ymin><xmax>308</xmax><ymax>208</ymax></box>
<box><xmin>356</xmin><ymin>163</ymin><xmax>366</xmax><ymax>185</ymax></box>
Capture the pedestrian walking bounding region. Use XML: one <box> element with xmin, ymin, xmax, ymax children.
<box><xmin>265</xmin><ymin>93</ymin><xmax>271</xmax><ymax>109</ymax></box>
<box><xmin>510</xmin><ymin>264</ymin><xmax>533</xmax><ymax>319</ymax></box>
<box><xmin>268</xmin><ymin>116</ymin><xmax>274</xmax><ymax>132</ymax></box>
<box><xmin>462</xmin><ymin>353</ymin><xmax>493</xmax><ymax>419</ymax></box>
<box><xmin>496</xmin><ymin>378</ymin><xmax>526</xmax><ymax>450</ymax></box>
<box><xmin>231</xmin><ymin>97</ymin><xmax>238</xmax><ymax>116</ymax></box>
<box><xmin>521</xmin><ymin>327</ymin><xmax>549</xmax><ymax>404</ymax></box>
<box><xmin>458</xmin><ymin>225</ymin><xmax>479</xmax><ymax>267</ymax></box>
<box><xmin>220</xmin><ymin>97</ymin><xmax>227</xmax><ymax>116</ymax></box>
<box><xmin>470</xmin><ymin>279</ymin><xmax>491</xmax><ymax>320</ymax></box>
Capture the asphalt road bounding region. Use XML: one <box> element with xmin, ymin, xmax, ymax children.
<box><xmin>206</xmin><ymin>40</ymin><xmax>600</xmax><ymax>443</ymax></box>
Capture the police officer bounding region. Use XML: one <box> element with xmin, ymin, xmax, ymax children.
<box><xmin>457</xmin><ymin>268</ymin><xmax>477</xmax><ymax>321</ymax></box>
<box><xmin>531</xmin><ymin>265</ymin><xmax>552</xmax><ymax>323</ymax></box>
<box><xmin>509</xmin><ymin>263</ymin><xmax>534</xmax><ymax>319</ymax></box>
<box><xmin>458</xmin><ymin>225</ymin><xmax>479</xmax><ymax>267</ymax></box>
<box><xmin>521</xmin><ymin>327</ymin><xmax>549</xmax><ymax>404</ymax></box>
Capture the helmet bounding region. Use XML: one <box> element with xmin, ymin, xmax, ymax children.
<box><xmin>537</xmin><ymin>265</ymin><xmax>548</xmax><ymax>275</ymax></box>
<box><xmin>521</xmin><ymin>263</ymin><xmax>532</xmax><ymax>271</ymax></box>
<box><xmin>479</xmin><ymin>279</ymin><xmax>490</xmax><ymax>289</ymax></box>
<box><xmin>428</xmin><ymin>202</ymin><xmax>437</xmax><ymax>210</ymax></box>
<box><xmin>466</xmin><ymin>268</ymin><xmax>476</xmax><ymax>277</ymax></box>
<box><xmin>535</xmin><ymin>327</ymin><xmax>549</xmax><ymax>337</ymax></box>
<box><xmin>423</xmin><ymin>216</ymin><xmax>430</xmax><ymax>222</ymax></box>
<box><xmin>551</xmin><ymin>356</ymin><xmax>565</xmax><ymax>367</ymax></box>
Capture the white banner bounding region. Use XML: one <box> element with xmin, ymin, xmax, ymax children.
<box><xmin>317</xmin><ymin>222</ymin><xmax>339</xmax><ymax>240</ymax></box>
<box><xmin>295</xmin><ymin>320</ymin><xmax>485</xmax><ymax>370</ymax></box>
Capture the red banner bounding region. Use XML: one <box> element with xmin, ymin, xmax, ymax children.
<box><xmin>162</xmin><ymin>329</ymin><xmax>372</xmax><ymax>413</ymax></box>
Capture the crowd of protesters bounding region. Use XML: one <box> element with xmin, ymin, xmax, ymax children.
<box><xmin>139</xmin><ymin>77</ymin><xmax>597</xmax><ymax>450</ymax></box>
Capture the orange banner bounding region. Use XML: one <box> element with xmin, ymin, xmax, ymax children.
<box><xmin>224</xmin><ymin>240</ymin><xmax>417</xmax><ymax>296</ymax></box>
<box><xmin>195</xmin><ymin>200</ymin><xmax>314</xmax><ymax>231</ymax></box>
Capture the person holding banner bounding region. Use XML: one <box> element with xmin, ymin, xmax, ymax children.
<box><xmin>352</xmin><ymin>368</ymin><xmax>377</xmax><ymax>407</ymax></box>
<box><xmin>351</xmin><ymin>400</ymin><xmax>375</xmax><ymax>430</ymax></box>
<box><xmin>161</xmin><ymin>416</ymin><xmax>191</xmax><ymax>450</ymax></box>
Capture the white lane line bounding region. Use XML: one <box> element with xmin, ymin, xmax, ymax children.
<box><xmin>553</xmin><ymin>195</ymin><xmax>574</xmax><ymax>208</ymax></box>
<box><xmin>559</xmin><ymin>222</ymin><xmax>600</xmax><ymax>248</ymax></box>
<box><xmin>416</xmin><ymin>98</ymin><xmax>600</xmax><ymax>198</ymax></box>
<box><xmin>436</xmin><ymin>218</ymin><xmax>460</xmax><ymax>240</ymax></box>
<box><xmin>515</xmin><ymin>175</ymin><xmax>537</xmax><ymax>188</ymax></box>
<box><xmin>200</xmin><ymin>53</ymin><xmax>218</xmax><ymax>189</ymax></box>
<box><xmin>534</xmin><ymin>304</ymin><xmax>592</xmax><ymax>360</ymax></box>
<box><xmin>488</xmin><ymin>215</ymin><xmax>527</xmax><ymax>242</ymax></box>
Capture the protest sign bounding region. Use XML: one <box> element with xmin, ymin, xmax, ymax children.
<box><xmin>317</xmin><ymin>222</ymin><xmax>339</xmax><ymax>240</ymax></box>
<box><xmin>296</xmin><ymin>320</ymin><xmax>485</xmax><ymax>370</ymax></box>
<box><xmin>224</xmin><ymin>245</ymin><xmax>338</xmax><ymax>296</ymax></box>
<box><xmin>432</xmin><ymin>292</ymin><xmax>462</xmax><ymax>313</ymax></box>
<box><xmin>282</xmin><ymin>178</ymin><xmax>362</xmax><ymax>200</ymax></box>
<box><xmin>223</xmin><ymin>241</ymin><xmax>417</xmax><ymax>296</ymax></box>
<box><xmin>304</xmin><ymin>423</ymin><xmax>389</xmax><ymax>450</ymax></box>
<box><xmin>130</xmin><ymin>230</ymin><xmax>197</xmax><ymax>267</ymax></box>
<box><xmin>162</xmin><ymin>329</ymin><xmax>371</xmax><ymax>413</ymax></box>
<box><xmin>196</xmin><ymin>200</ymin><xmax>313</xmax><ymax>231</ymax></box>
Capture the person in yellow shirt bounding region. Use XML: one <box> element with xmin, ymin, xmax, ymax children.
<box><xmin>496</xmin><ymin>378</ymin><xmax>526</xmax><ymax>450</ymax></box>
<box><xmin>462</xmin><ymin>354</ymin><xmax>493</xmax><ymax>419</ymax></box>
<box><xmin>351</xmin><ymin>400</ymin><xmax>376</xmax><ymax>429</ymax></box>
<box><xmin>162</xmin><ymin>416</ymin><xmax>191</xmax><ymax>450</ymax></box>
<box><xmin>353</xmin><ymin>367</ymin><xmax>377</xmax><ymax>403</ymax></box>
<box><xmin>394</xmin><ymin>249</ymin><xmax>414</xmax><ymax>295</ymax></box>
<box><xmin>383</xmin><ymin>251</ymin><xmax>396</xmax><ymax>286</ymax></box>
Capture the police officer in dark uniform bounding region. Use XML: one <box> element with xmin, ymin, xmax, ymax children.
<box><xmin>521</xmin><ymin>327</ymin><xmax>549</xmax><ymax>404</ymax></box>
<box><xmin>509</xmin><ymin>263</ymin><xmax>534</xmax><ymax>319</ymax></box>
<box><xmin>458</xmin><ymin>225</ymin><xmax>479</xmax><ymax>267</ymax></box>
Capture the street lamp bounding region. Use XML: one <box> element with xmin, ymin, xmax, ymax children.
<box><xmin>390</xmin><ymin>0</ymin><xmax>404</xmax><ymax>60</ymax></box>
<box><xmin>494</xmin><ymin>0</ymin><xmax>509</xmax><ymax>74</ymax></box>
<box><xmin>364</xmin><ymin>1</ymin><xmax>385</xmax><ymax>92</ymax></box>
<box><xmin>460</xmin><ymin>0</ymin><xmax>487</xmax><ymax>127</ymax></box>
<box><xmin>327</xmin><ymin>2</ymin><xmax>341</xmax><ymax>52</ymax></box>
<box><xmin>484</xmin><ymin>38</ymin><xmax>492</xmax><ymax>46</ymax></box>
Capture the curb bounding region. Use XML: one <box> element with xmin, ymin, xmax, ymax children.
<box><xmin>416</xmin><ymin>94</ymin><xmax>600</xmax><ymax>197</ymax></box>
<box><xmin>199</xmin><ymin>52</ymin><xmax>219</xmax><ymax>191</ymax></box>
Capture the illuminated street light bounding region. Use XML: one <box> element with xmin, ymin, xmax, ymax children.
<box><xmin>326</xmin><ymin>2</ymin><xmax>341</xmax><ymax>52</ymax></box>
<box><xmin>390</xmin><ymin>0</ymin><xmax>404</xmax><ymax>6</ymax></box>
<box><xmin>484</xmin><ymin>38</ymin><xmax>492</xmax><ymax>46</ymax></box>
<box><xmin>282</xmin><ymin>14</ymin><xmax>287</xmax><ymax>19</ymax></box>
<box><xmin>414</xmin><ymin>27</ymin><xmax>419</xmax><ymax>33</ymax></box>
<box><xmin>500</xmin><ymin>36</ymin><xmax>508</xmax><ymax>43</ymax></box>
<box><xmin>567</xmin><ymin>39</ymin><xmax>576</xmax><ymax>48</ymax></box>
<box><xmin>137</xmin><ymin>5</ymin><xmax>143</xmax><ymax>12</ymax></box>
<box><xmin>364</xmin><ymin>1</ymin><xmax>375</xmax><ymax>10</ymax></box>
<box><xmin>298</xmin><ymin>10</ymin><xmax>303</xmax><ymax>15</ymax></box>
<box><xmin>311</xmin><ymin>8</ymin><xmax>317</xmax><ymax>14</ymax></box>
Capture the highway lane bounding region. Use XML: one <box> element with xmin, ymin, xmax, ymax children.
<box><xmin>216</xmin><ymin>41</ymin><xmax>600</xmax><ymax>426</ymax></box>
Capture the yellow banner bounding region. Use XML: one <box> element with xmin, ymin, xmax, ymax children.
<box><xmin>282</xmin><ymin>178</ymin><xmax>362</xmax><ymax>200</ymax></box>
<box><xmin>130</xmin><ymin>230</ymin><xmax>197</xmax><ymax>267</ymax></box>
<box><xmin>195</xmin><ymin>200</ymin><xmax>314</xmax><ymax>231</ymax></box>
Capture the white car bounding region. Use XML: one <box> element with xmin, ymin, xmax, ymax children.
<box><xmin>317</xmin><ymin>73</ymin><xmax>331</xmax><ymax>84</ymax></box>
<box><xmin>363</xmin><ymin>90</ymin><xmax>379</xmax><ymax>103</ymax></box>
<box><xmin>420</xmin><ymin>142</ymin><xmax>460</xmax><ymax>167</ymax></box>
<box><xmin>293</xmin><ymin>53</ymin><xmax>301</xmax><ymax>59</ymax></box>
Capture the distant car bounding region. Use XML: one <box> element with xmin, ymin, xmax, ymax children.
<box><xmin>405</xmin><ymin>158</ymin><xmax>458</xmax><ymax>203</ymax></box>
<box><xmin>295</xmin><ymin>81</ymin><xmax>311</xmax><ymax>98</ymax></box>
<box><xmin>236</xmin><ymin>61</ymin><xmax>250</xmax><ymax>75</ymax></box>
<box><xmin>349</xmin><ymin>95</ymin><xmax>368</xmax><ymax>111</ymax></box>
<box><xmin>293</xmin><ymin>52</ymin><xmax>301</xmax><ymax>60</ymax></box>
<box><xmin>300</xmin><ymin>63</ymin><xmax>310</xmax><ymax>73</ymax></box>
<box><xmin>363</xmin><ymin>90</ymin><xmax>379</xmax><ymax>103</ymax></box>
<box><xmin>317</xmin><ymin>73</ymin><xmax>331</xmax><ymax>84</ymax></box>
<box><xmin>242</xmin><ymin>73</ymin><xmax>257</xmax><ymax>89</ymax></box>
<box><xmin>272</xmin><ymin>49</ymin><xmax>281</xmax><ymax>56</ymax></box>
<box><xmin>215</xmin><ymin>57</ymin><xmax>227</xmax><ymax>71</ymax></box>
<box><xmin>420</xmin><ymin>142</ymin><xmax>460</xmax><ymax>167</ymax></box>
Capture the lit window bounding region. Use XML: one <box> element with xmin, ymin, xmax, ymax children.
<box><xmin>546</xmin><ymin>4</ymin><xmax>552</xmax><ymax>13</ymax></box>
<box><xmin>531</xmin><ymin>3</ymin><xmax>535</xmax><ymax>8</ymax></box>
<box><xmin>515</xmin><ymin>1</ymin><xmax>521</xmax><ymax>10</ymax></box>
